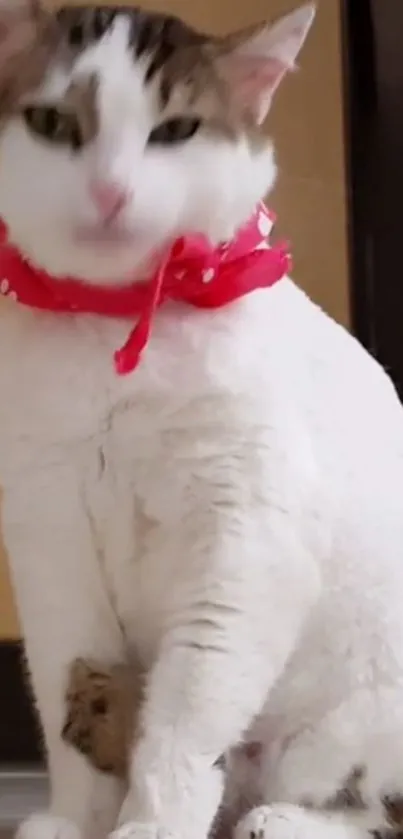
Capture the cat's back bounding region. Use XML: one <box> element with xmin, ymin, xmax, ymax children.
<box><xmin>243</xmin><ymin>282</ymin><xmax>403</xmax><ymax>729</ymax></box>
<box><xmin>254</xmin><ymin>279</ymin><xmax>403</xmax><ymax>588</ymax></box>
<box><xmin>260</xmin><ymin>277</ymin><xmax>403</xmax><ymax>461</ymax></box>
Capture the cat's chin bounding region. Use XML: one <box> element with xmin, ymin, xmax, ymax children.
<box><xmin>9</xmin><ymin>227</ymin><xmax>165</xmax><ymax>287</ymax></box>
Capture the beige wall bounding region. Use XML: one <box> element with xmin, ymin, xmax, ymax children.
<box><xmin>0</xmin><ymin>0</ymin><xmax>348</xmax><ymax>639</ymax></box>
<box><xmin>0</xmin><ymin>539</ymin><xmax>18</xmax><ymax>639</ymax></box>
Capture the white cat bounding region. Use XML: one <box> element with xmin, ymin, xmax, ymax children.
<box><xmin>0</xmin><ymin>5</ymin><xmax>402</xmax><ymax>839</ymax></box>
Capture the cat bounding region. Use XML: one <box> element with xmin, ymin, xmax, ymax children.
<box><xmin>1</xmin><ymin>5</ymin><xmax>403</xmax><ymax>839</ymax></box>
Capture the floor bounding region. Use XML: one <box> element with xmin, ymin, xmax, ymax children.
<box><xmin>0</xmin><ymin>769</ymin><xmax>48</xmax><ymax>833</ymax></box>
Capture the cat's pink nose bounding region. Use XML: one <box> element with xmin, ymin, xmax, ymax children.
<box><xmin>89</xmin><ymin>179</ymin><xmax>129</xmax><ymax>219</ymax></box>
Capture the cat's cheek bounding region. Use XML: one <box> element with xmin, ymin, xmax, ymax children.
<box><xmin>134</xmin><ymin>153</ymin><xmax>188</xmax><ymax>232</ymax></box>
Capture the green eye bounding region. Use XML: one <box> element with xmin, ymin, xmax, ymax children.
<box><xmin>148</xmin><ymin>117</ymin><xmax>201</xmax><ymax>146</ymax></box>
<box><xmin>22</xmin><ymin>106</ymin><xmax>83</xmax><ymax>151</ymax></box>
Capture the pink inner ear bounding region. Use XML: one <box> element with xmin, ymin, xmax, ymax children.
<box><xmin>228</xmin><ymin>54</ymin><xmax>287</xmax><ymax>102</ymax></box>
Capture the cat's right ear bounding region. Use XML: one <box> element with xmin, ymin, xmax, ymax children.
<box><xmin>0</xmin><ymin>0</ymin><xmax>56</xmax><ymax>112</ymax></box>
<box><xmin>0</xmin><ymin>0</ymin><xmax>43</xmax><ymax>60</ymax></box>
<box><xmin>215</xmin><ymin>4</ymin><xmax>315</xmax><ymax>125</ymax></box>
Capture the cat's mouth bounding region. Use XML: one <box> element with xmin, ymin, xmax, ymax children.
<box><xmin>73</xmin><ymin>224</ymin><xmax>137</xmax><ymax>247</ymax></box>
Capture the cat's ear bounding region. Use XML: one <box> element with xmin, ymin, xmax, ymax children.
<box><xmin>216</xmin><ymin>3</ymin><xmax>315</xmax><ymax>125</ymax></box>
<box><xmin>0</xmin><ymin>0</ymin><xmax>56</xmax><ymax>112</ymax></box>
<box><xmin>0</xmin><ymin>0</ymin><xmax>43</xmax><ymax>55</ymax></box>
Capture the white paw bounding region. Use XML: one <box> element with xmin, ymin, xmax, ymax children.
<box><xmin>111</xmin><ymin>823</ymin><xmax>165</xmax><ymax>839</ymax></box>
<box><xmin>235</xmin><ymin>805</ymin><xmax>318</xmax><ymax>839</ymax></box>
<box><xmin>17</xmin><ymin>814</ymin><xmax>81</xmax><ymax>839</ymax></box>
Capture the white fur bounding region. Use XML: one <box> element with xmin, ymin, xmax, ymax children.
<box><xmin>1</xmin><ymin>9</ymin><xmax>402</xmax><ymax>839</ymax></box>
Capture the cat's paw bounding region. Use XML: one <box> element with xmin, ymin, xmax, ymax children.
<box><xmin>234</xmin><ymin>805</ymin><xmax>327</xmax><ymax>839</ymax></box>
<box><xmin>110</xmin><ymin>822</ymin><xmax>161</xmax><ymax>839</ymax></box>
<box><xmin>17</xmin><ymin>814</ymin><xmax>81</xmax><ymax>839</ymax></box>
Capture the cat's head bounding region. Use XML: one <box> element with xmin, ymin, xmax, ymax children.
<box><xmin>0</xmin><ymin>1</ymin><xmax>315</xmax><ymax>285</ymax></box>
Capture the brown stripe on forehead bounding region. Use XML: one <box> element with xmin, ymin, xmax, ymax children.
<box><xmin>56</xmin><ymin>6</ymin><xmax>206</xmax><ymax>66</ymax></box>
<box><xmin>130</xmin><ymin>11</ymin><xmax>206</xmax><ymax>84</ymax></box>
<box><xmin>56</xmin><ymin>6</ymin><xmax>120</xmax><ymax>49</ymax></box>
<box><xmin>55</xmin><ymin>6</ymin><xmax>209</xmax><ymax>107</ymax></box>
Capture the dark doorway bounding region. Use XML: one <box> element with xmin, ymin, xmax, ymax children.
<box><xmin>0</xmin><ymin>642</ymin><xmax>43</xmax><ymax>764</ymax></box>
<box><xmin>344</xmin><ymin>0</ymin><xmax>403</xmax><ymax>397</ymax></box>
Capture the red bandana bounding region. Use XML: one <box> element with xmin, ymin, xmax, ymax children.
<box><xmin>0</xmin><ymin>203</ymin><xmax>290</xmax><ymax>375</ymax></box>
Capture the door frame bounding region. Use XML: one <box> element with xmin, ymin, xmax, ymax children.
<box><xmin>343</xmin><ymin>0</ymin><xmax>403</xmax><ymax>396</ymax></box>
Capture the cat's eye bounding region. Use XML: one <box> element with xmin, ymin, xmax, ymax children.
<box><xmin>22</xmin><ymin>106</ymin><xmax>83</xmax><ymax>151</ymax></box>
<box><xmin>148</xmin><ymin>117</ymin><xmax>201</xmax><ymax>146</ymax></box>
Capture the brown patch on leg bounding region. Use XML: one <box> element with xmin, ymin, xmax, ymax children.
<box><xmin>62</xmin><ymin>658</ymin><xmax>144</xmax><ymax>778</ymax></box>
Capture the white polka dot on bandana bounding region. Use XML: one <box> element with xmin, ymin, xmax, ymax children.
<box><xmin>202</xmin><ymin>268</ymin><xmax>215</xmax><ymax>284</ymax></box>
<box><xmin>0</xmin><ymin>278</ymin><xmax>18</xmax><ymax>301</ymax></box>
<box><xmin>257</xmin><ymin>211</ymin><xmax>272</xmax><ymax>238</ymax></box>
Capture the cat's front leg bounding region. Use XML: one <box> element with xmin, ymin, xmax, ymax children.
<box><xmin>2</xmin><ymin>466</ymin><xmax>126</xmax><ymax>839</ymax></box>
<box><xmin>114</xmin><ymin>476</ymin><xmax>319</xmax><ymax>839</ymax></box>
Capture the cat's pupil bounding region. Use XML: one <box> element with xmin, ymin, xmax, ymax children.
<box><xmin>23</xmin><ymin>106</ymin><xmax>59</xmax><ymax>137</ymax></box>
<box><xmin>70</xmin><ymin>124</ymin><xmax>84</xmax><ymax>153</ymax></box>
<box><xmin>68</xmin><ymin>24</ymin><xmax>85</xmax><ymax>47</ymax></box>
<box><xmin>45</xmin><ymin>108</ymin><xmax>60</xmax><ymax>136</ymax></box>
<box><xmin>148</xmin><ymin>117</ymin><xmax>201</xmax><ymax>146</ymax></box>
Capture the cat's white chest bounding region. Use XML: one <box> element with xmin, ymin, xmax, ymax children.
<box><xmin>0</xmin><ymin>299</ymin><xmax>257</xmax><ymax>660</ymax></box>
<box><xmin>0</xmin><ymin>303</ymin><xmax>194</xmax><ymax>477</ymax></box>
<box><xmin>85</xmin><ymin>430</ymin><xmax>191</xmax><ymax>663</ymax></box>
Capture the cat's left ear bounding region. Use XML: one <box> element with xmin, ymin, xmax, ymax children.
<box><xmin>216</xmin><ymin>3</ymin><xmax>316</xmax><ymax>125</ymax></box>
